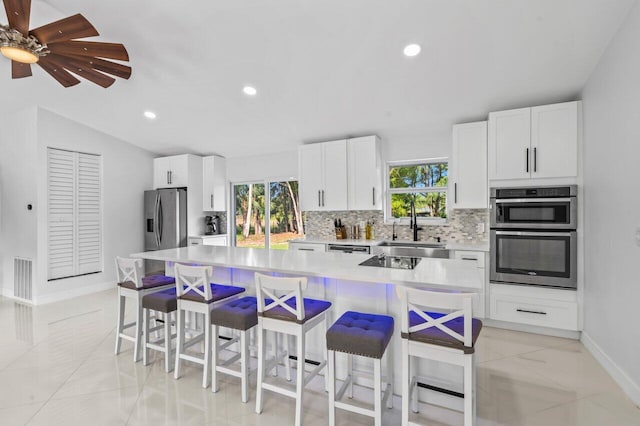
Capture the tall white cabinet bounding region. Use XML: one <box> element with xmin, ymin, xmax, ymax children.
<box><xmin>488</xmin><ymin>101</ymin><xmax>579</xmax><ymax>181</ymax></box>
<box><xmin>299</xmin><ymin>140</ymin><xmax>348</xmax><ymax>211</ymax></box>
<box><xmin>202</xmin><ymin>155</ymin><xmax>226</xmax><ymax>211</ymax></box>
<box><xmin>347</xmin><ymin>136</ymin><xmax>382</xmax><ymax>210</ymax></box>
<box><xmin>450</xmin><ymin>122</ymin><xmax>488</xmax><ymax>209</ymax></box>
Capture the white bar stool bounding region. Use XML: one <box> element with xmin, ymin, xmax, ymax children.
<box><xmin>114</xmin><ymin>257</ymin><xmax>175</xmax><ymax>362</ymax></box>
<box><xmin>254</xmin><ymin>273</ymin><xmax>332</xmax><ymax>426</ymax></box>
<box><xmin>327</xmin><ymin>311</ymin><xmax>394</xmax><ymax>426</ymax></box>
<box><xmin>173</xmin><ymin>263</ymin><xmax>245</xmax><ymax>388</ymax></box>
<box><xmin>142</xmin><ymin>288</ymin><xmax>178</xmax><ymax>372</ymax></box>
<box><xmin>397</xmin><ymin>287</ymin><xmax>483</xmax><ymax>426</ymax></box>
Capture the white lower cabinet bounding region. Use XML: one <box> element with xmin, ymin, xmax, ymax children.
<box><xmin>188</xmin><ymin>235</ymin><xmax>228</xmax><ymax>246</ymax></box>
<box><xmin>453</xmin><ymin>250</ymin><xmax>486</xmax><ymax>318</ymax></box>
<box><xmin>288</xmin><ymin>241</ymin><xmax>326</xmax><ymax>252</ymax></box>
<box><xmin>490</xmin><ymin>283</ymin><xmax>578</xmax><ymax>330</ymax></box>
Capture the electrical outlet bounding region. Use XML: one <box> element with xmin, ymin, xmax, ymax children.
<box><xmin>476</xmin><ymin>223</ymin><xmax>485</xmax><ymax>233</ymax></box>
<box><xmin>635</xmin><ymin>227</ymin><xmax>640</xmax><ymax>247</ymax></box>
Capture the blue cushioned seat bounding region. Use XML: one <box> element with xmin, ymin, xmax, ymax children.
<box><xmin>261</xmin><ymin>297</ymin><xmax>331</xmax><ymax>324</ymax></box>
<box><xmin>211</xmin><ymin>296</ymin><xmax>258</xmax><ymax>331</ymax></box>
<box><xmin>402</xmin><ymin>311</ymin><xmax>483</xmax><ymax>354</ymax></box>
<box><xmin>142</xmin><ymin>288</ymin><xmax>178</xmax><ymax>313</ymax></box>
<box><xmin>327</xmin><ymin>311</ymin><xmax>394</xmax><ymax>359</ymax></box>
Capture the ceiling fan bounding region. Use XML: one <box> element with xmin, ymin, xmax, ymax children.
<box><xmin>0</xmin><ymin>0</ymin><xmax>131</xmax><ymax>88</ymax></box>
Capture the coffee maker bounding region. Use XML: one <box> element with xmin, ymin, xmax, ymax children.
<box><xmin>204</xmin><ymin>215</ymin><xmax>219</xmax><ymax>235</ymax></box>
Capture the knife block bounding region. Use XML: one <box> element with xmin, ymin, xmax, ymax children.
<box><xmin>335</xmin><ymin>226</ymin><xmax>347</xmax><ymax>239</ymax></box>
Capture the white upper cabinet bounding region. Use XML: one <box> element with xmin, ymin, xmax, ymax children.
<box><xmin>488</xmin><ymin>101</ymin><xmax>579</xmax><ymax>181</ymax></box>
<box><xmin>202</xmin><ymin>155</ymin><xmax>227</xmax><ymax>211</ymax></box>
<box><xmin>299</xmin><ymin>140</ymin><xmax>348</xmax><ymax>211</ymax></box>
<box><xmin>488</xmin><ymin>107</ymin><xmax>531</xmax><ymax>180</ymax></box>
<box><xmin>347</xmin><ymin>136</ymin><xmax>382</xmax><ymax>210</ymax></box>
<box><xmin>531</xmin><ymin>102</ymin><xmax>578</xmax><ymax>178</ymax></box>
<box><xmin>451</xmin><ymin>122</ymin><xmax>488</xmax><ymax>209</ymax></box>
<box><xmin>154</xmin><ymin>155</ymin><xmax>191</xmax><ymax>188</ymax></box>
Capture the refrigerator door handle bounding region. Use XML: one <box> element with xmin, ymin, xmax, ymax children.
<box><xmin>158</xmin><ymin>196</ymin><xmax>164</xmax><ymax>244</ymax></box>
<box><xmin>154</xmin><ymin>193</ymin><xmax>161</xmax><ymax>247</ymax></box>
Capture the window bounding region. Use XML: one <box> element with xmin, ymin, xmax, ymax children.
<box><xmin>387</xmin><ymin>159</ymin><xmax>448</xmax><ymax>222</ymax></box>
<box><xmin>47</xmin><ymin>148</ymin><xmax>102</xmax><ymax>280</ymax></box>
<box><xmin>233</xmin><ymin>180</ymin><xmax>303</xmax><ymax>250</ymax></box>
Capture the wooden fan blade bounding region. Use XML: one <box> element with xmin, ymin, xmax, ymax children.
<box><xmin>38</xmin><ymin>56</ymin><xmax>81</xmax><ymax>87</ymax></box>
<box><xmin>48</xmin><ymin>41</ymin><xmax>129</xmax><ymax>61</ymax></box>
<box><xmin>65</xmin><ymin>54</ymin><xmax>131</xmax><ymax>79</ymax></box>
<box><xmin>48</xmin><ymin>53</ymin><xmax>115</xmax><ymax>88</ymax></box>
<box><xmin>3</xmin><ymin>0</ymin><xmax>31</xmax><ymax>35</ymax></box>
<box><xmin>30</xmin><ymin>14</ymin><xmax>98</xmax><ymax>44</ymax></box>
<box><xmin>12</xmin><ymin>60</ymin><xmax>32</xmax><ymax>78</ymax></box>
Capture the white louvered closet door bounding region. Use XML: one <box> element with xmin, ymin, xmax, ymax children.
<box><xmin>47</xmin><ymin>148</ymin><xmax>102</xmax><ymax>280</ymax></box>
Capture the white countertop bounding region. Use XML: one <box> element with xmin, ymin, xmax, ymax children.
<box><xmin>290</xmin><ymin>238</ymin><xmax>489</xmax><ymax>252</ymax></box>
<box><xmin>131</xmin><ymin>245</ymin><xmax>483</xmax><ymax>292</ymax></box>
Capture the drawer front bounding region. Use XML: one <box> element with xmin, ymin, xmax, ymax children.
<box><xmin>188</xmin><ymin>237</ymin><xmax>203</xmax><ymax>246</ymax></box>
<box><xmin>490</xmin><ymin>293</ymin><xmax>578</xmax><ymax>330</ymax></box>
<box><xmin>454</xmin><ymin>250</ymin><xmax>485</xmax><ymax>268</ymax></box>
<box><xmin>203</xmin><ymin>236</ymin><xmax>227</xmax><ymax>246</ymax></box>
<box><xmin>289</xmin><ymin>242</ymin><xmax>326</xmax><ymax>252</ymax></box>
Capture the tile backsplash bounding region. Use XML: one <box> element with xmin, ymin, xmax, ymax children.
<box><xmin>303</xmin><ymin>209</ymin><xmax>489</xmax><ymax>243</ymax></box>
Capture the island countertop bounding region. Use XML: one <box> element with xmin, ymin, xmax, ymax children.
<box><xmin>131</xmin><ymin>245</ymin><xmax>482</xmax><ymax>292</ymax></box>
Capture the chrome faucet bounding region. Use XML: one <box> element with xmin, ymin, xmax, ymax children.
<box><xmin>410</xmin><ymin>201</ymin><xmax>422</xmax><ymax>242</ymax></box>
<box><xmin>392</xmin><ymin>221</ymin><xmax>398</xmax><ymax>241</ymax></box>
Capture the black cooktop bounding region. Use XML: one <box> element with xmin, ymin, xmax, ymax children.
<box><xmin>359</xmin><ymin>254</ymin><xmax>422</xmax><ymax>270</ymax></box>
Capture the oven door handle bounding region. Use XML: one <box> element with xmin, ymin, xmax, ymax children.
<box><xmin>495</xmin><ymin>230</ymin><xmax>575</xmax><ymax>237</ymax></box>
<box><xmin>494</xmin><ymin>198</ymin><xmax>573</xmax><ymax>203</ymax></box>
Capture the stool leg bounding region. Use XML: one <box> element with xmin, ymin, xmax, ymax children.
<box><xmin>211</xmin><ymin>324</ymin><xmax>219</xmax><ymax>393</ymax></box>
<box><xmin>241</xmin><ymin>330</ymin><xmax>249</xmax><ymax>403</ymax></box>
<box><xmin>133</xmin><ymin>299</ymin><xmax>143</xmax><ymax>362</ymax></box>
<box><xmin>203</xmin><ymin>310</ymin><xmax>212</xmax><ymax>388</ymax></box>
<box><xmin>284</xmin><ymin>334</ymin><xmax>292</xmax><ymax>382</ymax></box>
<box><xmin>411</xmin><ymin>355</ymin><xmax>418</xmax><ymax>413</ymax></box>
<box><xmin>114</xmin><ymin>294</ymin><xmax>125</xmax><ymax>355</ymax></box>
<box><xmin>174</xmin><ymin>308</ymin><xmax>185</xmax><ymax>379</ymax></box>
<box><xmin>347</xmin><ymin>353</ymin><xmax>354</xmax><ymax>399</ymax></box>
<box><xmin>295</xmin><ymin>331</ymin><xmax>305</xmax><ymax>426</ymax></box>
<box><xmin>164</xmin><ymin>312</ymin><xmax>172</xmax><ymax>373</ymax></box>
<box><xmin>272</xmin><ymin>332</ymin><xmax>279</xmax><ymax>377</ymax></box>
<box><xmin>143</xmin><ymin>308</ymin><xmax>150</xmax><ymax>366</ymax></box>
<box><xmin>386</xmin><ymin>344</ymin><xmax>394</xmax><ymax>409</ymax></box>
<box><xmin>328</xmin><ymin>349</ymin><xmax>336</xmax><ymax>426</ymax></box>
<box><xmin>402</xmin><ymin>339</ymin><xmax>410</xmax><ymax>426</ymax></box>
<box><xmin>324</xmin><ymin>314</ymin><xmax>330</xmax><ymax>392</ymax></box>
<box><xmin>255</xmin><ymin>325</ymin><xmax>266</xmax><ymax>414</ymax></box>
<box><xmin>464</xmin><ymin>355</ymin><xmax>473</xmax><ymax>426</ymax></box>
<box><xmin>374</xmin><ymin>358</ymin><xmax>382</xmax><ymax>426</ymax></box>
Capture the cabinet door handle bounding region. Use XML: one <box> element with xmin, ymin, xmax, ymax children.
<box><xmin>372</xmin><ymin>187</ymin><xmax>375</xmax><ymax>206</ymax></box>
<box><xmin>461</xmin><ymin>257</ymin><xmax>477</xmax><ymax>261</ymax></box>
<box><xmin>321</xmin><ymin>190</ymin><xmax>325</xmax><ymax>207</ymax></box>
<box><xmin>318</xmin><ymin>190</ymin><xmax>321</xmax><ymax>207</ymax></box>
<box><xmin>298</xmin><ymin>248</ymin><xmax>314</xmax><ymax>251</ymax></box>
<box><xmin>516</xmin><ymin>308</ymin><xmax>547</xmax><ymax>315</ymax></box>
<box><xmin>210</xmin><ymin>194</ymin><xmax>213</xmax><ymax>208</ymax></box>
<box><xmin>167</xmin><ymin>171</ymin><xmax>170</xmax><ymax>185</ymax></box>
<box><xmin>525</xmin><ymin>148</ymin><xmax>529</xmax><ymax>173</ymax></box>
<box><xmin>169</xmin><ymin>170</ymin><xmax>173</xmax><ymax>184</ymax></box>
<box><xmin>454</xmin><ymin>183</ymin><xmax>458</xmax><ymax>204</ymax></box>
<box><xmin>533</xmin><ymin>147</ymin><xmax>537</xmax><ymax>172</ymax></box>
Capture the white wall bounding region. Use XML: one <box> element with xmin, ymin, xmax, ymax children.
<box><xmin>0</xmin><ymin>107</ymin><xmax>155</xmax><ymax>303</ymax></box>
<box><xmin>0</xmin><ymin>108</ymin><xmax>38</xmax><ymax>297</ymax></box>
<box><xmin>581</xmin><ymin>1</ymin><xmax>640</xmax><ymax>403</ymax></box>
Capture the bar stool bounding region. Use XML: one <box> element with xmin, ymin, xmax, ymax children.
<box><xmin>211</xmin><ymin>296</ymin><xmax>258</xmax><ymax>402</ymax></box>
<box><xmin>142</xmin><ymin>288</ymin><xmax>178</xmax><ymax>372</ymax></box>
<box><xmin>327</xmin><ymin>311</ymin><xmax>394</xmax><ymax>426</ymax></box>
<box><xmin>397</xmin><ymin>287</ymin><xmax>482</xmax><ymax>426</ymax></box>
<box><xmin>254</xmin><ymin>273</ymin><xmax>332</xmax><ymax>426</ymax></box>
<box><xmin>173</xmin><ymin>263</ymin><xmax>245</xmax><ymax>388</ymax></box>
<box><xmin>114</xmin><ymin>257</ymin><xmax>176</xmax><ymax>362</ymax></box>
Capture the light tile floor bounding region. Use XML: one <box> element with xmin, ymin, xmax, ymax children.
<box><xmin>0</xmin><ymin>289</ymin><xmax>638</xmax><ymax>425</ymax></box>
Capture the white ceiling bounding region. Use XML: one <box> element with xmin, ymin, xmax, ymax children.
<box><xmin>0</xmin><ymin>0</ymin><xmax>636</xmax><ymax>158</ymax></box>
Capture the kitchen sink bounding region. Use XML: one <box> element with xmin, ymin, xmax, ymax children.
<box><xmin>376</xmin><ymin>241</ymin><xmax>449</xmax><ymax>259</ymax></box>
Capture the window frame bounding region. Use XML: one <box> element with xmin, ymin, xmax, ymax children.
<box><xmin>385</xmin><ymin>158</ymin><xmax>449</xmax><ymax>226</ymax></box>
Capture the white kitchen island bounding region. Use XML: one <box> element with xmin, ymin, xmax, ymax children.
<box><xmin>131</xmin><ymin>245</ymin><xmax>483</xmax><ymax>410</ymax></box>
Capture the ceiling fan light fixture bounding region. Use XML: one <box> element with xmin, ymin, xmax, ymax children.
<box><xmin>0</xmin><ymin>45</ymin><xmax>39</xmax><ymax>63</ymax></box>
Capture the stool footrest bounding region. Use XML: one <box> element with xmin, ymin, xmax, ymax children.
<box><xmin>179</xmin><ymin>353</ymin><xmax>205</xmax><ymax>365</ymax></box>
<box><xmin>304</xmin><ymin>360</ymin><xmax>326</xmax><ymax>388</ymax></box>
<box><xmin>262</xmin><ymin>382</ymin><xmax>296</xmax><ymax>399</ymax></box>
<box><xmin>118</xmin><ymin>333</ymin><xmax>137</xmax><ymax>343</ymax></box>
<box><xmin>335</xmin><ymin>401</ymin><xmax>376</xmax><ymax>417</ymax></box>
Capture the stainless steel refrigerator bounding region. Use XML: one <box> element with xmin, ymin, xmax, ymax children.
<box><xmin>144</xmin><ymin>188</ymin><xmax>187</xmax><ymax>274</ymax></box>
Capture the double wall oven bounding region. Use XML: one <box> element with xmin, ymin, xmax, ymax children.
<box><xmin>490</xmin><ymin>186</ymin><xmax>577</xmax><ymax>289</ymax></box>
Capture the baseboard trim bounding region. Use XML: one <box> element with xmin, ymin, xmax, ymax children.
<box><xmin>581</xmin><ymin>331</ymin><xmax>640</xmax><ymax>407</ymax></box>
<box><xmin>34</xmin><ymin>281</ymin><xmax>115</xmax><ymax>305</ymax></box>
<box><xmin>0</xmin><ymin>287</ymin><xmax>34</xmax><ymax>305</ymax></box>
<box><xmin>483</xmin><ymin>318</ymin><xmax>581</xmax><ymax>340</ymax></box>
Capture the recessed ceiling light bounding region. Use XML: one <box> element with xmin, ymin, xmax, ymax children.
<box><xmin>243</xmin><ymin>86</ymin><xmax>257</xmax><ymax>96</ymax></box>
<box><xmin>144</xmin><ymin>111</ymin><xmax>157</xmax><ymax>119</ymax></box>
<box><xmin>403</xmin><ymin>43</ymin><xmax>421</xmax><ymax>57</ymax></box>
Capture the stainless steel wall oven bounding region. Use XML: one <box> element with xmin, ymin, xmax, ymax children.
<box><xmin>490</xmin><ymin>186</ymin><xmax>577</xmax><ymax>289</ymax></box>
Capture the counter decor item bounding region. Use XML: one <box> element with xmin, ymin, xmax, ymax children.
<box><xmin>334</xmin><ymin>218</ymin><xmax>347</xmax><ymax>239</ymax></box>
